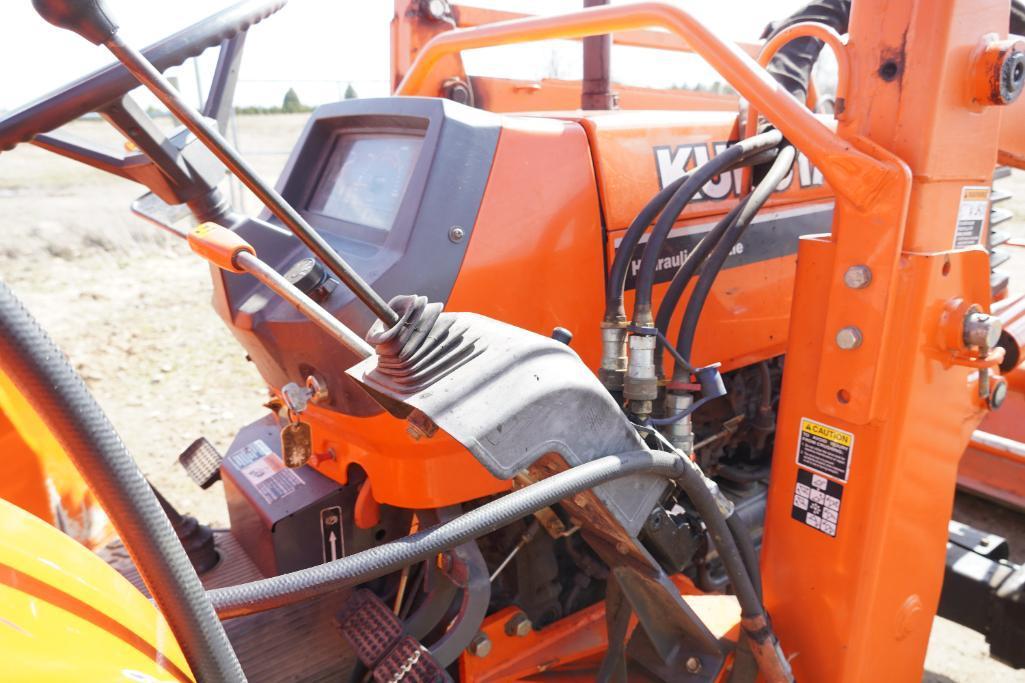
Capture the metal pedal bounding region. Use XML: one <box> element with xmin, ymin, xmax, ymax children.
<box><xmin>178</xmin><ymin>437</ymin><xmax>223</xmax><ymax>490</ymax></box>
<box><xmin>336</xmin><ymin>589</ymin><xmax>404</xmax><ymax>668</ymax></box>
<box><xmin>373</xmin><ymin>636</ymin><xmax>451</xmax><ymax>683</ymax></box>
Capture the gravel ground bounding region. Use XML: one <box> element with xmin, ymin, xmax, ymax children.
<box><xmin>2</xmin><ymin>115</ymin><xmax>1023</xmax><ymax>681</ymax></box>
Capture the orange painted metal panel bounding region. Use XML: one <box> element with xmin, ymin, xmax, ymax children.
<box><xmin>469</xmin><ymin>76</ymin><xmax>739</xmax><ymax>114</ymax></box>
<box><xmin>0</xmin><ymin>370</ymin><xmax>110</xmax><ymax>547</ymax></box>
<box><xmin>0</xmin><ymin>498</ymin><xmax>191</xmax><ymax>682</ymax></box>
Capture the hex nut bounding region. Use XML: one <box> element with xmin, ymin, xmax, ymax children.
<box><xmin>505</xmin><ymin>612</ymin><xmax>533</xmax><ymax>638</ymax></box>
<box><xmin>843</xmin><ymin>265</ymin><xmax>872</xmax><ymax>289</ymax></box>
<box><xmin>835</xmin><ymin>326</ymin><xmax>863</xmax><ymax>350</ymax></box>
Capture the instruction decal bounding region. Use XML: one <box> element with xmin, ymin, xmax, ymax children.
<box><xmin>796</xmin><ymin>417</ymin><xmax>853</xmax><ymax>482</ymax></box>
<box><xmin>953</xmin><ymin>186</ymin><xmax>990</xmax><ymax>249</ymax></box>
<box><xmin>228</xmin><ymin>439</ymin><xmax>305</xmax><ymax>505</ymax></box>
<box><xmin>321</xmin><ymin>506</ymin><xmax>344</xmax><ymax>563</ymax></box>
<box><xmin>792</xmin><ymin>468</ymin><xmax>843</xmax><ymax>537</ymax></box>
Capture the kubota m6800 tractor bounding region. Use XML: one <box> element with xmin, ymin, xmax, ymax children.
<box><xmin>1</xmin><ymin>0</ymin><xmax>1024</xmax><ymax>681</ymax></box>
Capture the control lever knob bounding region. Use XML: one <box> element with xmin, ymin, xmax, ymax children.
<box><xmin>32</xmin><ymin>0</ymin><xmax>118</xmax><ymax>45</ymax></box>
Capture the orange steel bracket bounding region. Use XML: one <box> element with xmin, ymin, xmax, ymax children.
<box><xmin>761</xmin><ymin>0</ymin><xmax>1016</xmax><ymax>680</ymax></box>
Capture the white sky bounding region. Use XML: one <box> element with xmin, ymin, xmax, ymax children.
<box><xmin>0</xmin><ymin>0</ymin><xmax>803</xmax><ymax>112</ymax></box>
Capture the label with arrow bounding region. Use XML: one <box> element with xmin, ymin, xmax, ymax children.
<box><xmin>320</xmin><ymin>506</ymin><xmax>344</xmax><ymax>563</ymax></box>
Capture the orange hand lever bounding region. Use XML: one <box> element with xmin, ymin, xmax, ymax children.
<box><xmin>187</xmin><ymin>222</ymin><xmax>256</xmax><ymax>273</ymax></box>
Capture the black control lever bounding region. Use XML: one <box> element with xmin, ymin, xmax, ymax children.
<box><xmin>33</xmin><ymin>0</ymin><xmax>400</xmax><ymax>327</ymax></box>
<box><xmin>33</xmin><ymin>0</ymin><xmax>118</xmax><ymax>44</ymax></box>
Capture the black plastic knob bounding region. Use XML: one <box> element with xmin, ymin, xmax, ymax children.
<box><xmin>285</xmin><ymin>257</ymin><xmax>337</xmax><ymax>302</ymax></box>
<box><xmin>33</xmin><ymin>0</ymin><xmax>119</xmax><ymax>45</ymax></box>
<box><xmin>551</xmin><ymin>327</ymin><xmax>573</xmax><ymax>346</ymax></box>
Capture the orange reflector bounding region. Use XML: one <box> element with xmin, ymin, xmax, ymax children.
<box><xmin>187</xmin><ymin>222</ymin><xmax>255</xmax><ymax>273</ymax></box>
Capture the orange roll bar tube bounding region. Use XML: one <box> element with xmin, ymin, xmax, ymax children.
<box><xmin>395</xmin><ymin>1</ymin><xmax>900</xmax><ymax>213</ymax></box>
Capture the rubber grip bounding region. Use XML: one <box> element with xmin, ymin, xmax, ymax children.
<box><xmin>188</xmin><ymin>222</ymin><xmax>255</xmax><ymax>273</ymax></box>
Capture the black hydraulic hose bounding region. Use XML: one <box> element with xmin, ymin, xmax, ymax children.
<box><xmin>0</xmin><ymin>282</ymin><xmax>244</xmax><ymax>683</ymax></box>
<box><xmin>207</xmin><ymin>450</ymin><xmax>686</xmax><ymax>619</ymax></box>
<box><xmin>726</xmin><ymin>513</ymin><xmax>763</xmax><ymax>601</ymax></box>
<box><xmin>632</xmin><ymin>130</ymin><xmax>782</xmax><ymax>325</ymax></box>
<box><xmin>605</xmin><ymin>174</ymin><xmax>689</xmax><ymax>323</ymax></box>
<box><xmin>674</xmin><ymin>146</ymin><xmax>797</xmax><ymax>378</ymax></box>
<box><xmin>675</xmin><ymin>459</ymin><xmax>761</xmax><ymax>614</ymax></box>
<box><xmin>675</xmin><ymin>458</ymin><xmax>790</xmax><ymax>680</ymax></box>
<box><xmin>653</xmin><ymin>198</ymin><xmax>749</xmax><ymax>378</ymax></box>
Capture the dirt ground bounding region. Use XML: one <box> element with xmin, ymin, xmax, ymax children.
<box><xmin>2</xmin><ymin>114</ymin><xmax>1024</xmax><ymax>681</ymax></box>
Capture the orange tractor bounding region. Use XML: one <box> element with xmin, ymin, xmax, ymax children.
<box><xmin>1</xmin><ymin>0</ymin><xmax>1025</xmax><ymax>681</ymax></box>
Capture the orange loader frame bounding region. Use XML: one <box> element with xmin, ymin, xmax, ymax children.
<box><xmin>388</xmin><ymin>1</ymin><xmax>1025</xmax><ymax>680</ymax></box>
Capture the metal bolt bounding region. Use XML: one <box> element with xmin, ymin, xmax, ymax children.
<box><xmin>572</xmin><ymin>494</ymin><xmax>588</xmax><ymax>508</ymax></box>
<box><xmin>843</xmin><ymin>265</ymin><xmax>872</xmax><ymax>289</ymax></box>
<box><xmin>1001</xmin><ymin>50</ymin><xmax>1025</xmax><ymax>104</ymax></box>
<box><xmin>448</xmin><ymin>225</ymin><xmax>465</xmax><ymax>243</ymax></box>
<box><xmin>504</xmin><ymin>612</ymin><xmax>533</xmax><ymax>638</ymax></box>
<box><xmin>468</xmin><ymin>633</ymin><xmax>492</xmax><ymax>658</ymax></box>
<box><xmin>616</xmin><ymin>542</ymin><xmax>631</xmax><ymax>555</ymax></box>
<box><xmin>963</xmin><ymin>311</ymin><xmax>1002</xmax><ymax>349</ymax></box>
<box><xmin>835</xmin><ymin>326</ymin><xmax>863</xmax><ymax>350</ymax></box>
<box><xmin>990</xmin><ymin>376</ymin><xmax>1009</xmax><ymax>410</ymax></box>
<box><xmin>426</xmin><ymin>0</ymin><xmax>449</xmax><ymax>20</ymax></box>
<box><xmin>685</xmin><ymin>656</ymin><xmax>702</xmax><ymax>674</ymax></box>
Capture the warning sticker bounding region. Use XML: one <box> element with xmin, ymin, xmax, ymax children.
<box><xmin>796</xmin><ymin>417</ymin><xmax>853</xmax><ymax>482</ymax></box>
<box><xmin>952</xmin><ymin>186</ymin><xmax>989</xmax><ymax>249</ymax></box>
<box><xmin>792</xmin><ymin>468</ymin><xmax>844</xmax><ymax>537</ymax></box>
<box><xmin>228</xmin><ymin>440</ymin><xmax>305</xmax><ymax>505</ymax></box>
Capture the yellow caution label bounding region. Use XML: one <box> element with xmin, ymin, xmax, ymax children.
<box><xmin>800</xmin><ymin>419</ymin><xmax>852</xmax><ymax>447</ymax></box>
<box><xmin>796</xmin><ymin>417</ymin><xmax>854</xmax><ymax>482</ymax></box>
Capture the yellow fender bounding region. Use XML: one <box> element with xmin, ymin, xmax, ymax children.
<box><xmin>0</xmin><ymin>497</ymin><xmax>192</xmax><ymax>681</ymax></box>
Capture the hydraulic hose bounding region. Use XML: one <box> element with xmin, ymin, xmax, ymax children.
<box><xmin>652</xmin><ymin>197</ymin><xmax>749</xmax><ymax>378</ymax></box>
<box><xmin>632</xmin><ymin>130</ymin><xmax>782</xmax><ymax>326</ymax></box>
<box><xmin>727</xmin><ymin>513</ymin><xmax>763</xmax><ymax>600</ymax></box>
<box><xmin>0</xmin><ymin>282</ymin><xmax>244</xmax><ymax>683</ymax></box>
<box><xmin>605</xmin><ymin>174</ymin><xmax>689</xmax><ymax>323</ymax></box>
<box><xmin>207</xmin><ymin>450</ymin><xmax>687</xmax><ymax>619</ymax></box>
<box><xmin>674</xmin><ymin>457</ymin><xmax>792</xmax><ymax>682</ymax></box>
<box><xmin>674</xmin><ymin>146</ymin><xmax>797</xmax><ymax>378</ymax></box>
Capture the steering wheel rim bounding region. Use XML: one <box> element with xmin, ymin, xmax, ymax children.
<box><xmin>0</xmin><ymin>0</ymin><xmax>287</xmax><ymax>152</ymax></box>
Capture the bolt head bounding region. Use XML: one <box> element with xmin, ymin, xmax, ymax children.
<box><xmin>843</xmin><ymin>265</ymin><xmax>872</xmax><ymax>289</ymax></box>
<box><xmin>505</xmin><ymin>612</ymin><xmax>533</xmax><ymax>637</ymax></box>
<box><xmin>964</xmin><ymin>312</ymin><xmax>1002</xmax><ymax>349</ymax></box>
<box><xmin>685</xmin><ymin>656</ymin><xmax>702</xmax><ymax>674</ymax></box>
<box><xmin>468</xmin><ymin>633</ymin><xmax>492</xmax><ymax>658</ymax></box>
<box><xmin>426</xmin><ymin>0</ymin><xmax>448</xmax><ymax>20</ymax></box>
<box><xmin>572</xmin><ymin>494</ymin><xmax>588</xmax><ymax>508</ymax></box>
<box><xmin>448</xmin><ymin>225</ymin><xmax>465</xmax><ymax>243</ymax></box>
<box><xmin>835</xmin><ymin>326</ymin><xmax>863</xmax><ymax>350</ymax></box>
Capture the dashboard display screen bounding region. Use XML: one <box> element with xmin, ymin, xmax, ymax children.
<box><xmin>307</xmin><ymin>133</ymin><xmax>423</xmax><ymax>232</ymax></box>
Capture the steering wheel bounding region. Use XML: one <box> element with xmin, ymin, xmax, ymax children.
<box><xmin>0</xmin><ymin>0</ymin><xmax>286</xmax><ymax>152</ymax></box>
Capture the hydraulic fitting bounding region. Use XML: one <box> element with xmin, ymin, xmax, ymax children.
<box><xmin>663</xmin><ymin>391</ymin><xmax>695</xmax><ymax>453</ymax></box>
<box><xmin>598</xmin><ymin>322</ymin><xmax>628</xmax><ymax>391</ymax></box>
<box><xmin>624</xmin><ymin>333</ymin><xmax>658</xmax><ymax>417</ymax></box>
